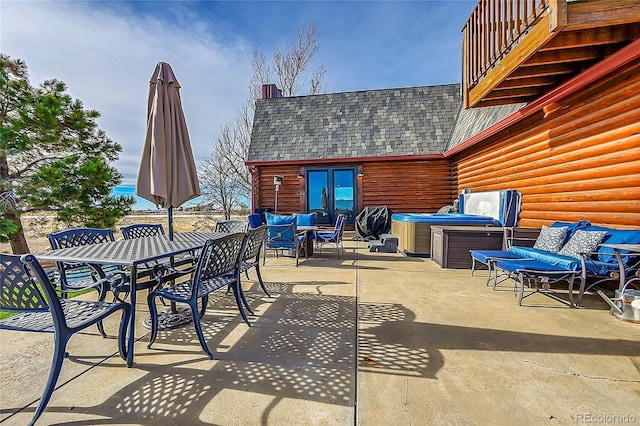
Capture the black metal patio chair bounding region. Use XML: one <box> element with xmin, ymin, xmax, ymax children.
<box><xmin>146</xmin><ymin>232</ymin><xmax>248</xmax><ymax>359</ymax></box>
<box><xmin>0</xmin><ymin>253</ymin><xmax>130</xmax><ymax>426</ymax></box>
<box><xmin>214</xmin><ymin>220</ymin><xmax>249</xmax><ymax>233</ymax></box>
<box><xmin>121</xmin><ymin>223</ymin><xmax>165</xmax><ymax>239</ymax></box>
<box><xmin>47</xmin><ymin>228</ymin><xmax>126</xmax><ymax>336</ymax></box>
<box><xmin>238</xmin><ymin>225</ymin><xmax>270</xmax><ymax>297</ymax></box>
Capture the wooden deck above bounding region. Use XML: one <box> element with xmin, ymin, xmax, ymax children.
<box><xmin>463</xmin><ymin>0</ymin><xmax>640</xmax><ymax>108</ymax></box>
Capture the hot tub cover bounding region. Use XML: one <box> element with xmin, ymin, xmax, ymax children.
<box><xmin>391</xmin><ymin>213</ymin><xmax>500</xmax><ymax>225</ymax></box>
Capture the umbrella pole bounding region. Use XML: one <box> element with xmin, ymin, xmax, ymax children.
<box><xmin>168</xmin><ymin>205</ymin><xmax>180</xmax><ymax>316</ymax></box>
<box><xmin>168</xmin><ymin>206</ymin><xmax>174</xmax><ymax>241</ymax></box>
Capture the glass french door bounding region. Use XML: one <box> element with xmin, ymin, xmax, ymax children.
<box><xmin>307</xmin><ymin>168</ymin><xmax>356</xmax><ymax>225</ymax></box>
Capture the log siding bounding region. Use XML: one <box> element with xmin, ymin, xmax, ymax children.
<box><xmin>452</xmin><ymin>58</ymin><xmax>640</xmax><ymax>228</ymax></box>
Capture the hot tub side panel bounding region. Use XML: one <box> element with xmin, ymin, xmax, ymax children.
<box><xmin>392</xmin><ymin>219</ymin><xmax>432</xmax><ymax>256</ymax></box>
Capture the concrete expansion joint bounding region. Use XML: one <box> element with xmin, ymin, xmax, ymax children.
<box><xmin>403</xmin><ymin>377</ymin><xmax>413</xmax><ymax>425</ymax></box>
<box><xmin>506</xmin><ymin>354</ymin><xmax>640</xmax><ymax>383</ymax></box>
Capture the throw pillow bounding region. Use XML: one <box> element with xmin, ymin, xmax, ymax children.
<box><xmin>533</xmin><ymin>225</ymin><xmax>568</xmax><ymax>253</ymax></box>
<box><xmin>558</xmin><ymin>230</ymin><xmax>607</xmax><ymax>259</ymax></box>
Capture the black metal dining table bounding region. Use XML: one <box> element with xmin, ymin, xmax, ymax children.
<box><xmin>35</xmin><ymin>231</ymin><xmax>224</xmax><ymax>367</ymax></box>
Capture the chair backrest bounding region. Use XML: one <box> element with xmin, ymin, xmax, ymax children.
<box><xmin>0</xmin><ymin>254</ymin><xmax>74</xmax><ymax>334</ymax></box>
<box><xmin>47</xmin><ymin>228</ymin><xmax>116</xmax><ymax>291</ymax></box>
<box><xmin>265</xmin><ymin>213</ymin><xmax>298</xmax><ymax>249</ymax></box>
<box><xmin>47</xmin><ymin>228</ymin><xmax>115</xmax><ymax>249</ymax></box>
<box><xmin>248</xmin><ymin>213</ymin><xmax>264</xmax><ymax>229</ymax></box>
<box><xmin>331</xmin><ymin>214</ymin><xmax>347</xmax><ymax>241</ymax></box>
<box><xmin>121</xmin><ymin>224</ymin><xmax>165</xmax><ymax>239</ymax></box>
<box><xmin>0</xmin><ymin>254</ymin><xmax>49</xmax><ymax>314</ymax></box>
<box><xmin>190</xmin><ymin>233</ymin><xmax>246</xmax><ymax>298</ymax></box>
<box><xmin>294</xmin><ymin>212</ymin><xmax>317</xmax><ymax>227</ymax></box>
<box><xmin>243</xmin><ymin>225</ymin><xmax>267</xmax><ymax>262</ymax></box>
<box><xmin>215</xmin><ymin>220</ymin><xmax>249</xmax><ymax>234</ymax></box>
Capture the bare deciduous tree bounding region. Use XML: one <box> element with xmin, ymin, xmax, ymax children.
<box><xmin>199</xmin><ymin>138</ymin><xmax>246</xmax><ymax>220</ymax></box>
<box><xmin>200</xmin><ymin>22</ymin><xmax>325</xmax><ymax>213</ymax></box>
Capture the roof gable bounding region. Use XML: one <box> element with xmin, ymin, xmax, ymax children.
<box><xmin>248</xmin><ymin>84</ymin><xmax>461</xmax><ymax>163</ymax></box>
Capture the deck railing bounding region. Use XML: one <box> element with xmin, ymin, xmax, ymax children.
<box><xmin>463</xmin><ymin>0</ymin><xmax>550</xmax><ymax>90</ymax></box>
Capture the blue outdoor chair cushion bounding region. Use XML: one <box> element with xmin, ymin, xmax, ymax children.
<box><xmin>471</xmin><ymin>250</ymin><xmax>524</xmax><ymax>264</ymax></box>
<box><xmin>584</xmin><ymin>226</ymin><xmax>640</xmax><ymax>264</ymax></box>
<box><xmin>266</xmin><ymin>213</ymin><xmax>296</xmax><ymax>226</ymax></box>
<box><xmin>295</xmin><ymin>213</ymin><xmax>317</xmax><ymax>227</ymax></box>
<box><xmin>508</xmin><ymin>246</ymin><xmax>581</xmax><ymax>271</ymax></box>
<box><xmin>248</xmin><ymin>213</ymin><xmax>264</xmax><ymax>229</ymax></box>
<box><xmin>496</xmin><ymin>258</ymin><xmax>580</xmax><ymax>275</ymax></box>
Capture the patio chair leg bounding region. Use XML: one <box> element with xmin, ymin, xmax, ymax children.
<box><xmin>254</xmin><ymin>264</ymin><xmax>271</xmax><ymax>297</ymax></box>
<box><xmin>230</xmin><ymin>284</ymin><xmax>252</xmax><ymax>327</ymax></box>
<box><xmin>31</xmin><ymin>334</ymin><xmax>68</xmax><ymax>426</ymax></box>
<box><xmin>567</xmin><ymin>275</ymin><xmax>575</xmax><ymax>308</ymax></box>
<box><xmin>190</xmin><ymin>300</ymin><xmax>214</xmax><ymax>359</ymax></box>
<box><xmin>516</xmin><ymin>273</ymin><xmax>525</xmax><ymax>305</ymax></box>
<box><xmin>146</xmin><ymin>294</ymin><xmax>160</xmax><ymax>349</ymax></box>
<box><xmin>198</xmin><ymin>296</ymin><xmax>208</xmax><ymax>319</ymax></box>
<box><xmin>116</xmin><ymin>304</ymin><xmax>131</xmax><ymax>361</ymax></box>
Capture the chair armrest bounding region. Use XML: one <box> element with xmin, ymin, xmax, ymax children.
<box><xmin>152</xmin><ymin>262</ymin><xmax>197</xmax><ymax>286</ymax></box>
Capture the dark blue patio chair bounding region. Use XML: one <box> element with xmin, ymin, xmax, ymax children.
<box><xmin>264</xmin><ymin>213</ymin><xmax>307</xmax><ymax>267</ymax></box>
<box><xmin>47</xmin><ymin>228</ymin><xmax>124</xmax><ymax>336</ymax></box>
<box><xmin>0</xmin><ymin>253</ymin><xmax>130</xmax><ymax>426</ymax></box>
<box><xmin>147</xmin><ymin>232</ymin><xmax>248</xmax><ymax>359</ymax></box>
<box><xmin>121</xmin><ymin>223</ymin><xmax>165</xmax><ymax>239</ymax></box>
<box><xmin>312</xmin><ymin>214</ymin><xmax>346</xmax><ymax>258</ymax></box>
<box><xmin>248</xmin><ymin>213</ymin><xmax>264</xmax><ymax>229</ymax></box>
<box><xmin>215</xmin><ymin>220</ymin><xmax>249</xmax><ymax>233</ymax></box>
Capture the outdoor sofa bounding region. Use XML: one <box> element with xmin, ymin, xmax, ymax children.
<box><xmin>473</xmin><ymin>221</ymin><xmax>640</xmax><ymax>307</ymax></box>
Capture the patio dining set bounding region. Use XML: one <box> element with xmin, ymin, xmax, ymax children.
<box><xmin>0</xmin><ymin>211</ymin><xmax>347</xmax><ymax>426</ymax></box>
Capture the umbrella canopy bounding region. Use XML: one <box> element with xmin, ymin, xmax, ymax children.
<box><xmin>136</xmin><ymin>62</ymin><xmax>200</xmax><ymax>239</ymax></box>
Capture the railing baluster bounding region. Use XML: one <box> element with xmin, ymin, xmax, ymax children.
<box><xmin>484</xmin><ymin>0</ymin><xmax>490</xmax><ymax>72</ymax></box>
<box><xmin>463</xmin><ymin>0</ymin><xmax>553</xmax><ymax>90</ymax></box>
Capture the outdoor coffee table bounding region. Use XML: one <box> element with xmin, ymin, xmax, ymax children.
<box><xmin>36</xmin><ymin>231</ymin><xmax>223</xmax><ymax>367</ymax></box>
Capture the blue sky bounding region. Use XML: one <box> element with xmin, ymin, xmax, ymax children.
<box><xmin>2</xmin><ymin>0</ymin><xmax>476</xmax><ymax>190</ymax></box>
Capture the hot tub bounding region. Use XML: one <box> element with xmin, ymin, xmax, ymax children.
<box><xmin>391</xmin><ymin>213</ymin><xmax>500</xmax><ymax>256</ymax></box>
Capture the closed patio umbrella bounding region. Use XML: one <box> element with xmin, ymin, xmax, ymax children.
<box><xmin>136</xmin><ymin>61</ymin><xmax>200</xmax><ymax>240</ymax></box>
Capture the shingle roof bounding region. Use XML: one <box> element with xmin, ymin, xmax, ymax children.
<box><xmin>248</xmin><ymin>84</ymin><xmax>461</xmax><ymax>162</ymax></box>
<box><xmin>447</xmin><ymin>102</ymin><xmax>526</xmax><ymax>151</ymax></box>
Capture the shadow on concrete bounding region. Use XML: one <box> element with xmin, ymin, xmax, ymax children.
<box><xmin>6</xmin><ymin>281</ymin><xmax>356</xmax><ymax>425</ymax></box>
<box><xmin>357</xmin><ymin>302</ymin><xmax>640</xmax><ymax>380</ymax></box>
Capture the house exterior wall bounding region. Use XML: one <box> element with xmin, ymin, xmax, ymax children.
<box><xmin>451</xmin><ymin>58</ymin><xmax>640</xmax><ymax>229</ymax></box>
<box><xmin>251</xmin><ymin>159</ymin><xmax>454</xmax><ymax>216</ymax></box>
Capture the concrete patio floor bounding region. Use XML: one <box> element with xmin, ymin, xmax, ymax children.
<box><xmin>1</xmin><ymin>235</ymin><xmax>639</xmax><ymax>425</ymax></box>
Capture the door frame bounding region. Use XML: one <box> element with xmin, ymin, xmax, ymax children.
<box><xmin>305</xmin><ymin>167</ymin><xmax>358</xmax><ymax>225</ymax></box>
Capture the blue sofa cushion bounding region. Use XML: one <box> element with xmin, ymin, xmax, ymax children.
<box><xmin>508</xmin><ymin>246</ymin><xmax>581</xmax><ymax>271</ymax></box>
<box><xmin>584</xmin><ymin>226</ymin><xmax>640</xmax><ymax>264</ymax></box>
<box><xmin>558</xmin><ymin>230</ymin><xmax>607</xmax><ymax>259</ymax></box>
<box><xmin>533</xmin><ymin>225</ymin><xmax>567</xmax><ymax>253</ymax></box>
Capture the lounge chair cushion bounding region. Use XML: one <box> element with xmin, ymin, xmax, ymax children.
<box><xmin>533</xmin><ymin>225</ymin><xmax>567</xmax><ymax>253</ymax></box>
<box><xmin>508</xmin><ymin>246</ymin><xmax>581</xmax><ymax>271</ymax></box>
<box><xmin>558</xmin><ymin>230</ymin><xmax>607</xmax><ymax>260</ymax></box>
